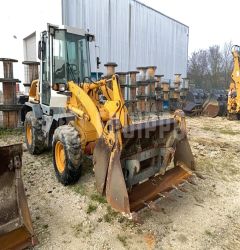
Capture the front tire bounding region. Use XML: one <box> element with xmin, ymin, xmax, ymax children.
<box><xmin>24</xmin><ymin>111</ymin><xmax>45</xmax><ymax>155</ymax></box>
<box><xmin>52</xmin><ymin>125</ymin><xmax>82</xmax><ymax>185</ymax></box>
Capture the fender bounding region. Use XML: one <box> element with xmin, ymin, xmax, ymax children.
<box><xmin>24</xmin><ymin>102</ymin><xmax>43</xmax><ymax>119</ymax></box>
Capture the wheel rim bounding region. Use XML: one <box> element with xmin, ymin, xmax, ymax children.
<box><xmin>26</xmin><ymin>123</ymin><xmax>32</xmax><ymax>145</ymax></box>
<box><xmin>55</xmin><ymin>141</ymin><xmax>65</xmax><ymax>173</ymax></box>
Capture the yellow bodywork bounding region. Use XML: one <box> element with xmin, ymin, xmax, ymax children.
<box><xmin>228</xmin><ymin>45</ymin><xmax>240</xmax><ymax>115</ymax></box>
<box><xmin>29</xmin><ymin>79</ymin><xmax>40</xmax><ymax>103</ymax></box>
<box><xmin>66</xmin><ymin>76</ymin><xmax>131</xmax><ymax>150</ymax></box>
<box><xmin>25</xmin><ymin>73</ymin><xmax>195</xmax><ymax>215</ymax></box>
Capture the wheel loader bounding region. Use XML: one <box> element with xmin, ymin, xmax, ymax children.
<box><xmin>24</xmin><ymin>24</ymin><xmax>195</xmax><ymax>215</ymax></box>
<box><xmin>227</xmin><ymin>45</ymin><xmax>240</xmax><ymax>120</ymax></box>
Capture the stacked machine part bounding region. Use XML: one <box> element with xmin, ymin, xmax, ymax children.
<box><xmin>104</xmin><ymin>62</ymin><xmax>118</xmax><ymax>79</ymax></box>
<box><xmin>0</xmin><ymin>58</ymin><xmax>21</xmax><ymax>128</ymax></box>
<box><xmin>136</xmin><ymin>67</ymin><xmax>148</xmax><ymax>117</ymax></box>
<box><xmin>20</xmin><ymin>61</ymin><xmax>40</xmax><ymax>122</ymax></box>
<box><xmin>146</xmin><ymin>66</ymin><xmax>157</xmax><ymax>113</ymax></box>
<box><xmin>161</xmin><ymin>81</ymin><xmax>170</xmax><ymax>110</ymax></box>
<box><xmin>102</xmin><ymin>63</ymin><xmax>189</xmax><ymax>116</ymax></box>
<box><xmin>116</xmin><ymin>72</ymin><xmax>128</xmax><ymax>101</ymax></box>
<box><xmin>22</xmin><ymin>61</ymin><xmax>39</xmax><ymax>95</ymax></box>
<box><xmin>169</xmin><ymin>74</ymin><xmax>182</xmax><ymax>111</ymax></box>
<box><xmin>180</xmin><ymin>78</ymin><xmax>190</xmax><ymax>108</ymax></box>
<box><xmin>127</xmin><ymin>71</ymin><xmax>138</xmax><ymax>114</ymax></box>
<box><xmin>155</xmin><ymin>75</ymin><xmax>164</xmax><ymax>114</ymax></box>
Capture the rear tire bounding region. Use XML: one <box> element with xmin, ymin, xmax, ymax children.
<box><xmin>52</xmin><ymin>125</ymin><xmax>82</xmax><ymax>185</ymax></box>
<box><xmin>24</xmin><ymin>111</ymin><xmax>45</xmax><ymax>155</ymax></box>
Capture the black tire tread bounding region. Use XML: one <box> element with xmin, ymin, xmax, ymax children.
<box><xmin>25</xmin><ymin>111</ymin><xmax>45</xmax><ymax>155</ymax></box>
<box><xmin>52</xmin><ymin>125</ymin><xmax>82</xmax><ymax>185</ymax></box>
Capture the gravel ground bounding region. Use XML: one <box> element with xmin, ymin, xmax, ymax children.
<box><xmin>0</xmin><ymin>116</ymin><xmax>240</xmax><ymax>250</ymax></box>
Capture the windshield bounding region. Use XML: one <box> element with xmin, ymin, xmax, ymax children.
<box><xmin>53</xmin><ymin>29</ymin><xmax>90</xmax><ymax>84</ymax></box>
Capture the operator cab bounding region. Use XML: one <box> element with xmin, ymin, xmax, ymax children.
<box><xmin>38</xmin><ymin>24</ymin><xmax>94</xmax><ymax>110</ymax></box>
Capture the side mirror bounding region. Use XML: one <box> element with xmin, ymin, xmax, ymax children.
<box><xmin>86</xmin><ymin>34</ymin><xmax>95</xmax><ymax>42</ymax></box>
<box><xmin>38</xmin><ymin>40</ymin><xmax>46</xmax><ymax>60</ymax></box>
<box><xmin>96</xmin><ymin>57</ymin><xmax>101</xmax><ymax>69</ymax></box>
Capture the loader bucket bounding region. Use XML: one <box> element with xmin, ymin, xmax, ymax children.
<box><xmin>0</xmin><ymin>144</ymin><xmax>37</xmax><ymax>249</ymax></box>
<box><xmin>94</xmin><ymin>111</ymin><xmax>195</xmax><ymax>214</ymax></box>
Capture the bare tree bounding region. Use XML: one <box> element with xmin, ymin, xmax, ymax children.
<box><xmin>188</xmin><ymin>49</ymin><xmax>209</xmax><ymax>88</ymax></box>
<box><xmin>208</xmin><ymin>45</ymin><xmax>223</xmax><ymax>89</ymax></box>
<box><xmin>188</xmin><ymin>42</ymin><xmax>233</xmax><ymax>90</ymax></box>
<box><xmin>222</xmin><ymin>41</ymin><xmax>233</xmax><ymax>88</ymax></box>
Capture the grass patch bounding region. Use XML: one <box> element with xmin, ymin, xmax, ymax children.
<box><xmin>103</xmin><ymin>213</ymin><xmax>112</xmax><ymax>223</ymax></box>
<box><xmin>0</xmin><ymin>128</ymin><xmax>23</xmax><ymax>138</ymax></box>
<box><xmin>72</xmin><ymin>222</ymin><xmax>95</xmax><ymax>238</ymax></box>
<box><xmin>42</xmin><ymin>224</ymin><xmax>49</xmax><ymax>229</ymax></box>
<box><xmin>202</xmin><ymin>126</ymin><xmax>214</xmax><ymax>132</ymax></box>
<box><xmin>117</xmin><ymin>234</ymin><xmax>128</xmax><ymax>247</ymax></box>
<box><xmin>202</xmin><ymin>126</ymin><xmax>238</xmax><ymax>136</ymax></box>
<box><xmin>70</xmin><ymin>184</ymin><xmax>87</xmax><ymax>196</ymax></box>
<box><xmin>103</xmin><ymin>206</ymin><xmax>118</xmax><ymax>223</ymax></box>
<box><xmin>90</xmin><ymin>193</ymin><xmax>107</xmax><ymax>204</ymax></box>
<box><xmin>219</xmin><ymin>129</ymin><xmax>238</xmax><ymax>136</ymax></box>
<box><xmin>81</xmin><ymin>155</ymin><xmax>94</xmax><ymax>175</ymax></box>
<box><xmin>205</xmin><ymin>230</ymin><xmax>214</xmax><ymax>237</ymax></box>
<box><xmin>86</xmin><ymin>203</ymin><xmax>97</xmax><ymax>214</ymax></box>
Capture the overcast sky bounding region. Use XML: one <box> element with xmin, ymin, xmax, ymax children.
<box><xmin>0</xmin><ymin>0</ymin><xmax>238</xmax><ymax>85</ymax></box>
<box><xmin>140</xmin><ymin>0</ymin><xmax>239</xmax><ymax>52</ymax></box>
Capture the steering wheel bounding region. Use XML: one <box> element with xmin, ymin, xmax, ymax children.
<box><xmin>67</xmin><ymin>63</ymin><xmax>79</xmax><ymax>74</ymax></box>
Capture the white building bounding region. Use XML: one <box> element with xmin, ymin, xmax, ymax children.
<box><xmin>23</xmin><ymin>0</ymin><xmax>189</xmax><ymax>81</ymax></box>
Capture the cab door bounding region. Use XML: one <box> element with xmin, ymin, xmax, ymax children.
<box><xmin>39</xmin><ymin>31</ymin><xmax>51</xmax><ymax>106</ymax></box>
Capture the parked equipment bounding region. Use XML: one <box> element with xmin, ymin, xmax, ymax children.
<box><xmin>202</xmin><ymin>90</ymin><xmax>227</xmax><ymax>118</ymax></box>
<box><xmin>24</xmin><ymin>24</ymin><xmax>195</xmax><ymax>215</ymax></box>
<box><xmin>183</xmin><ymin>89</ymin><xmax>206</xmax><ymax>116</ymax></box>
<box><xmin>227</xmin><ymin>45</ymin><xmax>240</xmax><ymax>120</ymax></box>
<box><xmin>0</xmin><ymin>144</ymin><xmax>37</xmax><ymax>249</ymax></box>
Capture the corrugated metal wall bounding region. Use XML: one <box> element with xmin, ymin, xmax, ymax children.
<box><xmin>62</xmin><ymin>0</ymin><xmax>189</xmax><ymax>80</ymax></box>
<box><xmin>23</xmin><ymin>32</ymin><xmax>37</xmax><ymax>61</ymax></box>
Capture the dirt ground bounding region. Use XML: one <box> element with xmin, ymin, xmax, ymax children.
<box><xmin>1</xmin><ymin>116</ymin><xmax>240</xmax><ymax>250</ymax></box>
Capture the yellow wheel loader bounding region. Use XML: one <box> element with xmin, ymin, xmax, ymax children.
<box><xmin>24</xmin><ymin>24</ymin><xmax>195</xmax><ymax>215</ymax></box>
<box><xmin>227</xmin><ymin>45</ymin><xmax>240</xmax><ymax>120</ymax></box>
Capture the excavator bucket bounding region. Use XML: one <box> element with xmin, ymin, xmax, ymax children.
<box><xmin>94</xmin><ymin>111</ymin><xmax>195</xmax><ymax>214</ymax></box>
<box><xmin>202</xmin><ymin>92</ymin><xmax>227</xmax><ymax>118</ymax></box>
<box><xmin>0</xmin><ymin>144</ymin><xmax>37</xmax><ymax>250</ymax></box>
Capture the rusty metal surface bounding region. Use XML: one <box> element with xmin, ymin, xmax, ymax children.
<box><xmin>122</xmin><ymin>118</ymin><xmax>176</xmax><ymax>136</ymax></box>
<box><xmin>0</xmin><ymin>58</ymin><xmax>21</xmax><ymax>128</ymax></box>
<box><xmin>93</xmin><ymin>113</ymin><xmax>195</xmax><ymax>214</ymax></box>
<box><xmin>0</xmin><ymin>144</ymin><xmax>37</xmax><ymax>249</ymax></box>
<box><xmin>0</xmin><ymin>78</ymin><xmax>21</xmax><ymax>83</ymax></box>
<box><xmin>202</xmin><ymin>92</ymin><xmax>227</xmax><ymax>118</ymax></box>
<box><xmin>174</xmin><ymin>137</ymin><xmax>196</xmax><ymax>171</ymax></box>
<box><xmin>106</xmin><ymin>147</ymin><xmax>130</xmax><ymax>214</ymax></box>
<box><xmin>93</xmin><ymin>138</ymin><xmax>111</xmax><ymax>195</ymax></box>
<box><xmin>129</xmin><ymin>166</ymin><xmax>192</xmax><ymax>212</ymax></box>
<box><xmin>203</xmin><ymin>103</ymin><xmax>220</xmax><ymax>118</ymax></box>
<box><xmin>0</xmin><ymin>104</ymin><xmax>23</xmax><ymax>111</ymax></box>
